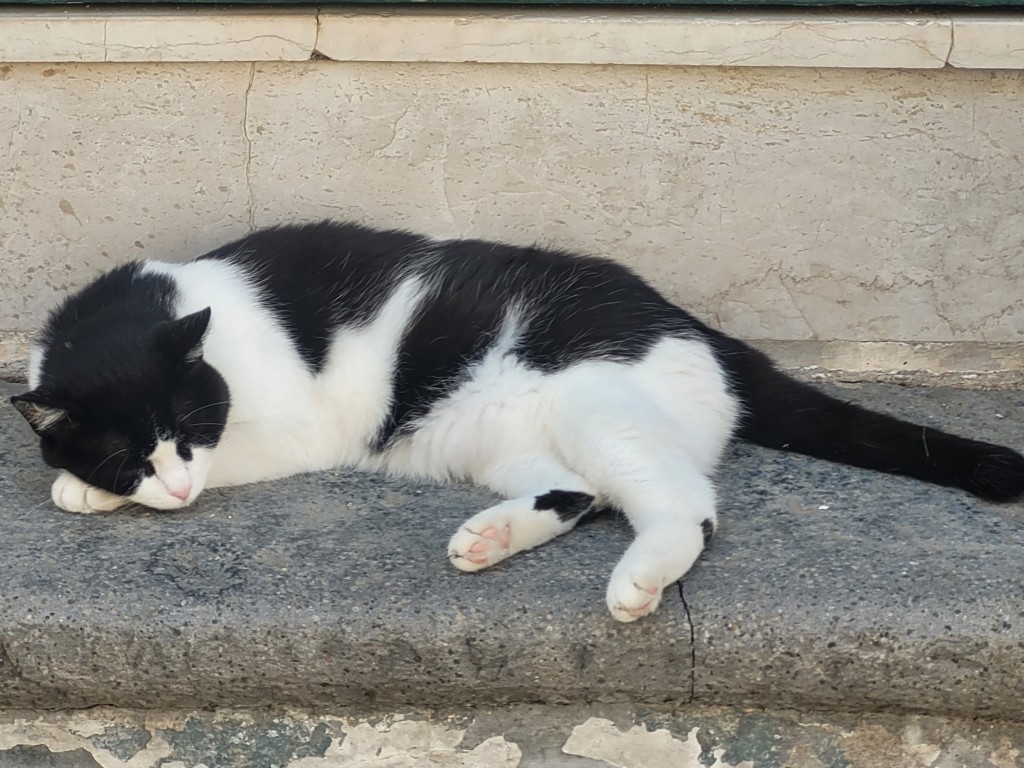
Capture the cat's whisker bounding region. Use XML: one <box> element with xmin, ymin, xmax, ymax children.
<box><xmin>85</xmin><ymin>448</ymin><xmax>128</xmax><ymax>485</ymax></box>
<box><xmin>28</xmin><ymin>497</ymin><xmax>56</xmax><ymax>514</ymax></box>
<box><xmin>180</xmin><ymin>400</ymin><xmax>231</xmax><ymax>422</ymax></box>
<box><xmin>111</xmin><ymin>452</ymin><xmax>131</xmax><ymax>496</ymax></box>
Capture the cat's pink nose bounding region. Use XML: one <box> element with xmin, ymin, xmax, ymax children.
<box><xmin>167</xmin><ymin>483</ymin><xmax>192</xmax><ymax>501</ymax></box>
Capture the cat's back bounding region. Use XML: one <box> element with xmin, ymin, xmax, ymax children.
<box><xmin>190</xmin><ymin>221</ymin><xmax>431</xmax><ymax>372</ymax></box>
<box><xmin>203</xmin><ymin>221</ymin><xmax>445</xmax><ymax>300</ymax></box>
<box><xmin>187</xmin><ymin>220</ymin><xmax>706</xmax><ymax>376</ymax></box>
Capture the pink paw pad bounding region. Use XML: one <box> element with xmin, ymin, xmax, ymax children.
<box><xmin>448</xmin><ymin>517</ymin><xmax>518</xmax><ymax>573</ymax></box>
<box><xmin>470</xmin><ymin>526</ymin><xmax>510</xmax><ymax>549</ymax></box>
<box><xmin>460</xmin><ymin>525</ymin><xmax>511</xmax><ymax>564</ymax></box>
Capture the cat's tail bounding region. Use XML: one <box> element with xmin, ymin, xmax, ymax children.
<box><xmin>711</xmin><ymin>334</ymin><xmax>1024</xmax><ymax>503</ymax></box>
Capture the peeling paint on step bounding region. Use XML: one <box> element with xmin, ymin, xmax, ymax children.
<box><xmin>562</xmin><ymin>718</ymin><xmax>752</xmax><ymax>768</ymax></box>
<box><xmin>0</xmin><ymin>715</ymin><xmax>174</xmax><ymax>768</ymax></box>
<box><xmin>2</xmin><ymin>706</ymin><xmax>1023</xmax><ymax>768</ymax></box>
<box><xmin>285</xmin><ymin>719</ymin><xmax>521</xmax><ymax>767</ymax></box>
<box><xmin>0</xmin><ymin>714</ymin><xmax>521</xmax><ymax>768</ymax></box>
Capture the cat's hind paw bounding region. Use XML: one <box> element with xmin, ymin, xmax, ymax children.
<box><xmin>606</xmin><ymin>568</ymin><xmax>666</xmax><ymax>623</ymax></box>
<box><xmin>51</xmin><ymin>471</ymin><xmax>126</xmax><ymax>514</ymax></box>
<box><xmin>448</xmin><ymin>522</ymin><xmax>513</xmax><ymax>572</ymax></box>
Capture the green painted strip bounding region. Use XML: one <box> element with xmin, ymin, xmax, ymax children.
<box><xmin>5</xmin><ymin>0</ymin><xmax>1024</xmax><ymax>5</ymax></box>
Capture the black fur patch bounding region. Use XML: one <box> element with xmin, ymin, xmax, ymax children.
<box><xmin>12</xmin><ymin>263</ymin><xmax>230</xmax><ymax>496</ymax></box>
<box><xmin>534</xmin><ymin>490</ymin><xmax>595</xmax><ymax>522</ymax></box>
<box><xmin>701</xmin><ymin>518</ymin><xmax>715</xmax><ymax>547</ymax></box>
<box><xmin>35</xmin><ymin>263</ymin><xmax>178</xmax><ymax>380</ymax></box>
<box><xmin>710</xmin><ymin>331</ymin><xmax>1024</xmax><ymax>503</ymax></box>
<box><xmin>375</xmin><ymin>238</ymin><xmax>698</xmax><ymax>447</ymax></box>
<box><xmin>201</xmin><ymin>221</ymin><xmax>429</xmax><ymax>373</ymax></box>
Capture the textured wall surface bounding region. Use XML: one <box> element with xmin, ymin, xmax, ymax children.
<box><xmin>2</xmin><ymin>62</ymin><xmax>1022</xmax><ymax>348</ymax></box>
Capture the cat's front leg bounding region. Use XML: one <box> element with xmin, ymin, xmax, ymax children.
<box><xmin>448</xmin><ymin>498</ymin><xmax>537</xmax><ymax>571</ymax></box>
<box><xmin>51</xmin><ymin>471</ymin><xmax>128</xmax><ymax>514</ymax></box>
<box><xmin>448</xmin><ymin>492</ymin><xmax>593</xmax><ymax>571</ymax></box>
<box><xmin>449</xmin><ymin>458</ymin><xmax>596</xmax><ymax>571</ymax></box>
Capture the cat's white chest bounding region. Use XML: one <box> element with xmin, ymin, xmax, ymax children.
<box><xmin>198</xmin><ymin>273</ymin><xmax>430</xmax><ymax>487</ymax></box>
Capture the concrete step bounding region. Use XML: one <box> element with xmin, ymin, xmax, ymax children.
<box><xmin>0</xmin><ymin>379</ymin><xmax>1021</xmax><ymax>718</ymax></box>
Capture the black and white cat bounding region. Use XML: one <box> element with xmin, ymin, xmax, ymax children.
<box><xmin>11</xmin><ymin>221</ymin><xmax>1024</xmax><ymax>621</ymax></box>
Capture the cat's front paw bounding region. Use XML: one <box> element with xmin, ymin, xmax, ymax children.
<box><xmin>606</xmin><ymin>566</ymin><xmax>667</xmax><ymax>622</ymax></box>
<box><xmin>51</xmin><ymin>471</ymin><xmax>126</xmax><ymax>514</ymax></box>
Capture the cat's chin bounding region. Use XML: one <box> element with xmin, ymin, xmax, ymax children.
<box><xmin>130</xmin><ymin>444</ymin><xmax>214</xmax><ymax>511</ymax></box>
<box><xmin>133</xmin><ymin>494</ymin><xmax>196</xmax><ymax>511</ymax></box>
<box><xmin>129</xmin><ymin>480</ymin><xmax>204</xmax><ymax>511</ymax></box>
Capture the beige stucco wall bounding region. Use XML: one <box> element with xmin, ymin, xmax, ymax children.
<box><xmin>2</xmin><ymin>58</ymin><xmax>1022</xmax><ymax>367</ymax></box>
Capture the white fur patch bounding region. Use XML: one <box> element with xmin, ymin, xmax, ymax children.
<box><xmin>27</xmin><ymin>344</ymin><xmax>46</xmax><ymax>390</ymax></box>
<box><xmin>51</xmin><ymin>471</ymin><xmax>127</xmax><ymax>514</ymax></box>
<box><xmin>144</xmin><ymin>259</ymin><xmax>431</xmax><ymax>488</ymax></box>
<box><xmin>130</xmin><ymin>440</ymin><xmax>212</xmax><ymax>510</ymax></box>
<box><xmin>436</xmin><ymin>336</ymin><xmax>737</xmax><ymax>621</ymax></box>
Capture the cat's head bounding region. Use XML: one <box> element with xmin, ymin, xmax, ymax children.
<box><xmin>11</xmin><ymin>308</ymin><xmax>229</xmax><ymax>510</ymax></box>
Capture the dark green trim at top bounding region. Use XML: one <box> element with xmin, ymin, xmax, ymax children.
<box><xmin>6</xmin><ymin>0</ymin><xmax>1024</xmax><ymax>5</ymax></box>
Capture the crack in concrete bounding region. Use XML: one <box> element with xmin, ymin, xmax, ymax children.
<box><xmin>242</xmin><ymin>62</ymin><xmax>256</xmax><ymax>231</ymax></box>
<box><xmin>6</xmin><ymin>109</ymin><xmax>25</xmax><ymax>159</ymax></box>
<box><xmin>312</xmin><ymin>3</ymin><xmax>323</xmax><ymax>60</ymax></box>
<box><xmin>643</xmin><ymin>70</ymin><xmax>652</xmax><ymax>136</ymax></box>
<box><xmin>946</xmin><ymin>19</ymin><xmax>956</xmax><ymax>66</ymax></box>
<box><xmin>776</xmin><ymin>277</ymin><xmax>815</xmax><ymax>339</ymax></box>
<box><xmin>440</xmin><ymin>132</ymin><xmax>458</xmax><ymax>229</ymax></box>
<box><xmin>109</xmin><ymin>34</ymin><xmax>305</xmax><ymax>52</ymax></box>
<box><xmin>0</xmin><ymin>638</ymin><xmax>24</xmax><ymax>686</ymax></box>
<box><xmin>676</xmin><ymin>579</ymin><xmax>696</xmax><ymax>704</ymax></box>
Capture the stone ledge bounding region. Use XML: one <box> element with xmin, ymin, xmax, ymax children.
<box><xmin>0</xmin><ymin>9</ymin><xmax>315</xmax><ymax>63</ymax></box>
<box><xmin>317</xmin><ymin>9</ymin><xmax>953</xmax><ymax>69</ymax></box>
<box><xmin>1</xmin><ymin>7</ymin><xmax>1023</xmax><ymax>68</ymax></box>
<box><xmin>1</xmin><ymin>379</ymin><xmax>1022</xmax><ymax>718</ymax></box>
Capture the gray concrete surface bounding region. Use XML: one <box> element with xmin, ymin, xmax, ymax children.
<box><xmin>1</xmin><ymin>380</ymin><xmax>1022</xmax><ymax>718</ymax></box>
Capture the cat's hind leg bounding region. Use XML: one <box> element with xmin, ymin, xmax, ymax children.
<box><xmin>603</xmin><ymin>481</ymin><xmax>712</xmax><ymax>622</ymax></box>
<box><xmin>448</xmin><ymin>457</ymin><xmax>596</xmax><ymax>572</ymax></box>
<box><xmin>554</xmin><ymin>387</ymin><xmax>719</xmax><ymax>622</ymax></box>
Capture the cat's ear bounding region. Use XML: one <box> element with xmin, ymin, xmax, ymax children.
<box><xmin>157</xmin><ymin>307</ymin><xmax>212</xmax><ymax>368</ymax></box>
<box><xmin>10</xmin><ymin>392</ymin><xmax>70</xmax><ymax>435</ymax></box>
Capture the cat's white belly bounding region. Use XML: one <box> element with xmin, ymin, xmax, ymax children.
<box><xmin>384</xmin><ymin>335</ymin><xmax>739</xmax><ymax>487</ymax></box>
<box><xmin>384</xmin><ymin>352</ymin><xmax>554</xmax><ymax>482</ymax></box>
